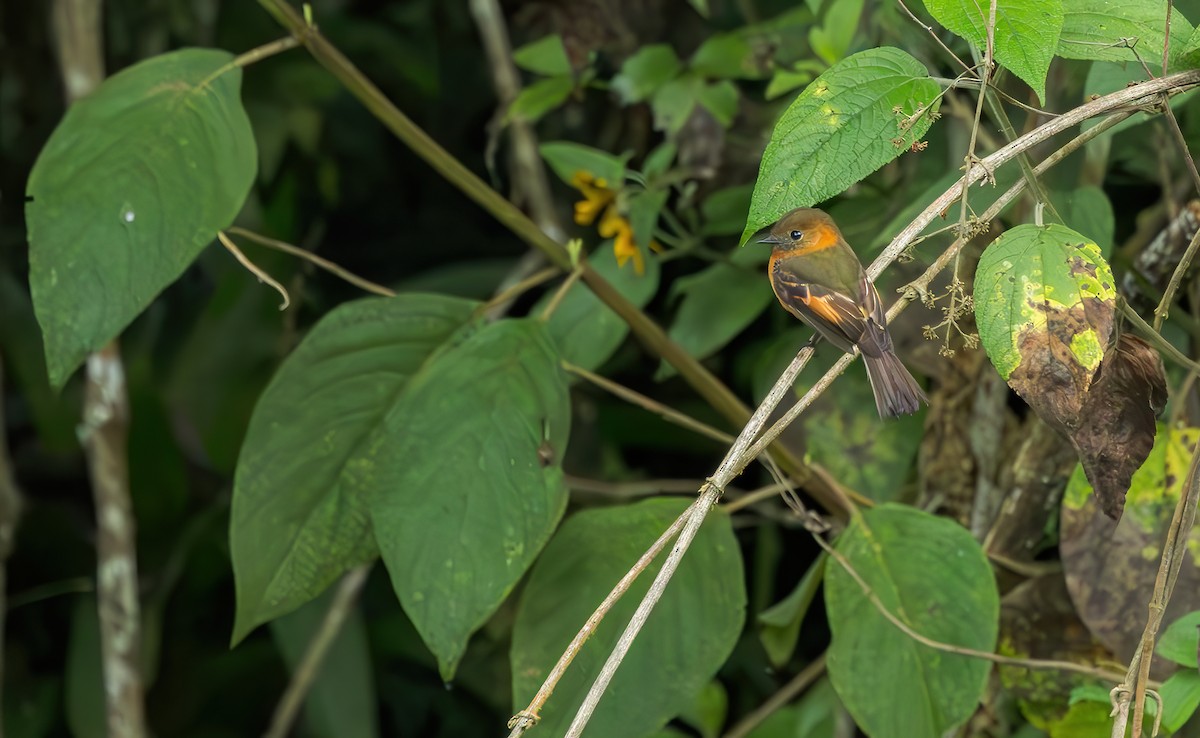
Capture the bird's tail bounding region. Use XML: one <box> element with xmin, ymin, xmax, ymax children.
<box><xmin>863</xmin><ymin>349</ymin><xmax>928</xmax><ymax>419</ymax></box>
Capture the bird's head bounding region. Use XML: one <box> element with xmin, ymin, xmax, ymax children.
<box><xmin>755</xmin><ymin>208</ymin><xmax>839</xmax><ymax>254</ymax></box>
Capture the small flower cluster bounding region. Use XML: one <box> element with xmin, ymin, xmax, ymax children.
<box><xmin>570</xmin><ymin>170</ymin><xmax>657</xmax><ymax>274</ymax></box>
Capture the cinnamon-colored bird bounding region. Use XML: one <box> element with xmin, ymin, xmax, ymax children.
<box><xmin>759</xmin><ymin>208</ymin><xmax>927</xmax><ymax>418</ymax></box>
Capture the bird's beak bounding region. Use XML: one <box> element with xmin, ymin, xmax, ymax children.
<box><xmin>753</xmin><ymin>227</ymin><xmax>782</xmax><ymax>245</ymax></box>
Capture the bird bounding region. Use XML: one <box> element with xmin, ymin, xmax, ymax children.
<box><xmin>757</xmin><ymin>207</ymin><xmax>927</xmax><ymax>419</ymax></box>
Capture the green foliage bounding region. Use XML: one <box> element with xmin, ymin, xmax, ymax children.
<box><xmin>540</xmin><ymin>141</ymin><xmax>628</xmax><ymax>185</ymax></box>
<box><xmin>512</xmin><ymin>35</ymin><xmax>572</xmax><ymax>76</ymax></box>
<box><xmin>614</xmin><ymin>45</ymin><xmax>684</xmax><ymax>104</ymax></box>
<box><xmin>825</xmin><ymin>505</ymin><xmax>999</xmax><ymax>738</ymax></box>
<box><xmin>925</xmin><ymin>0</ymin><xmax>1062</xmax><ymax>103</ymax></box>
<box><xmin>1159</xmin><ymin>670</ymin><xmax>1200</xmax><ymax>731</ymax></box>
<box><xmin>739</xmin><ymin>47</ymin><xmax>940</xmax><ymax>245</ymax></box>
<box><xmin>1056</xmin><ymin>0</ymin><xmax>1193</xmax><ymax>66</ymax></box>
<box><xmin>745</xmin><ymin>678</ymin><xmax>841</xmax><ymax>738</ymax></box>
<box><xmin>511</xmin><ymin>498</ymin><xmax>745</xmax><ymax>738</ymax></box>
<box><xmin>25</xmin><ymin>48</ymin><xmax>256</xmax><ymax>387</ymax></box>
<box><xmin>1158</xmin><ymin>610</ymin><xmax>1200</xmax><ymax>667</ymax></box>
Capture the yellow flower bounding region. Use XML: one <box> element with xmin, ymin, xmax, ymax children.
<box><xmin>570</xmin><ymin>171</ymin><xmax>614</xmax><ymax>226</ymax></box>
<box><xmin>570</xmin><ymin>169</ymin><xmax>657</xmax><ymax>275</ymax></box>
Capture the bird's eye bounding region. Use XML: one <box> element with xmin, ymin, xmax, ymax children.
<box><xmin>789</xmin><ymin>230</ymin><xmax>803</xmax><ymax>240</ymax></box>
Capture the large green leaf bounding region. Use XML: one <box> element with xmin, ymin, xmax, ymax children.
<box><xmin>370</xmin><ymin>318</ymin><xmax>570</xmax><ymax>679</ymax></box>
<box><xmin>1157</xmin><ymin>610</ymin><xmax>1200</xmax><ymax>667</ymax></box>
<box><xmin>613</xmin><ymin>45</ymin><xmax>683</xmax><ymax>104</ymax></box>
<box><xmin>739</xmin><ymin>48</ymin><xmax>939</xmax><ymax>245</ymax></box>
<box><xmin>540</xmin><ymin>141</ymin><xmax>627</xmax><ymax>186</ymax></box>
<box><xmin>230</xmin><ymin>294</ymin><xmax>477</xmax><ymax>643</ymax></box>
<box><xmin>26</xmin><ymin>48</ymin><xmax>256</xmax><ymax>387</ymax></box>
<box><xmin>1056</xmin><ymin>0</ymin><xmax>1193</xmax><ymax>67</ymax></box>
<box><xmin>924</xmin><ymin>0</ymin><xmax>1062</xmax><ymax>103</ymax></box>
<box><xmin>537</xmin><ymin>244</ymin><xmax>660</xmax><ymax>372</ymax></box>
<box><xmin>746</xmin><ymin>677</ymin><xmax>841</xmax><ymax>738</ymax></box>
<box><xmin>511</xmin><ymin>498</ymin><xmax>745</xmax><ymax>738</ymax></box>
<box><xmin>825</xmin><ymin>504</ymin><xmax>999</xmax><ymax>738</ymax></box>
<box><xmin>271</xmin><ymin>584</ymin><xmax>379</xmax><ymax>738</ymax></box>
<box><xmin>1160</xmin><ymin>671</ymin><xmax>1200</xmax><ymax>731</ymax></box>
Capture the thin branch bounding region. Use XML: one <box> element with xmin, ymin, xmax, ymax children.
<box><xmin>1123</xmin><ymin>303</ymin><xmax>1200</xmax><ymax>374</ymax></box>
<box><xmin>538</xmin><ymin>267</ymin><xmax>584</xmax><ymax>322</ymax></box>
<box><xmin>566</xmin><ymin>476</ymin><xmax>720</xmax><ymax>499</ymax></box>
<box><xmin>478</xmin><ymin>266</ymin><xmax>562</xmax><ymax>315</ymax></box>
<box><xmin>52</xmin><ymin>3</ymin><xmax>146</xmax><ymax>736</ymax></box>
<box><xmin>563</xmin><ymin>361</ymin><xmax>733</xmax><ymax>445</ymax></box>
<box><xmin>265</xmin><ymin>564</ymin><xmax>372</xmax><ymax>738</ymax></box>
<box><xmin>1162</xmin><ymin>105</ymin><xmax>1200</xmax><ymax>197</ymax></box>
<box><xmin>507</xmin><ymin>500</ymin><xmax>699</xmax><ymax>737</ymax></box>
<box><xmin>895</xmin><ymin>0</ymin><xmax>977</xmax><ymax>76</ymax></box>
<box><xmin>721</xmin><ymin>655</ymin><xmax>828</xmax><ymax>738</ymax></box>
<box><xmin>1120</xmin><ymin>429</ymin><xmax>1200</xmax><ymax>737</ymax></box>
<box><xmin>1153</xmin><ymin>225</ymin><xmax>1200</xmax><ymax>330</ymax></box>
<box><xmin>218</xmin><ymin>231</ymin><xmax>291</xmax><ymax>309</ymax></box>
<box><xmin>226</xmin><ymin>227</ymin><xmax>396</xmax><ymax>298</ymax></box>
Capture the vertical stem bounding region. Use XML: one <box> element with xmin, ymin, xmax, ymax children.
<box><xmin>52</xmin><ymin>3</ymin><xmax>145</xmax><ymax>736</ymax></box>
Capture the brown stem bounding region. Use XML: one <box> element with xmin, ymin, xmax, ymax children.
<box><xmin>52</xmin><ymin>2</ymin><xmax>146</xmax><ymax>736</ymax></box>
<box><xmin>265</xmin><ymin>564</ymin><xmax>372</xmax><ymax>738</ymax></box>
<box><xmin>226</xmin><ymin>227</ymin><xmax>397</xmax><ymax>298</ymax></box>
<box><xmin>721</xmin><ymin>655</ymin><xmax>829</xmax><ymax>738</ymax></box>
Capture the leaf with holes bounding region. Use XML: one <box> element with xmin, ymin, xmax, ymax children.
<box><xmin>512</xmin><ymin>498</ymin><xmax>745</xmax><ymax>738</ymax></box>
<box><xmin>825</xmin><ymin>504</ymin><xmax>998</xmax><ymax>738</ymax></box>
<box><xmin>26</xmin><ymin>48</ymin><xmax>257</xmax><ymax>388</ymax></box>
<box><xmin>739</xmin><ymin>48</ymin><xmax>939</xmax><ymax>246</ymax></box>
<box><xmin>924</xmin><ymin>0</ymin><xmax>1062</xmax><ymax>103</ymax></box>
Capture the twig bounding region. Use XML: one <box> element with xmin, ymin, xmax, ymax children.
<box><xmin>812</xmin><ymin>525</ymin><xmax>1132</xmax><ymax>685</ymax></box>
<box><xmin>1123</xmin><ymin>302</ymin><xmax>1200</xmax><ymax>374</ymax></box>
<box><xmin>895</xmin><ymin>0</ymin><xmax>977</xmax><ymax>76</ymax></box>
<box><xmin>507</xmin><ymin>500</ymin><xmax>699</xmax><ymax>737</ymax></box>
<box><xmin>226</xmin><ymin>227</ymin><xmax>396</xmax><ymax>297</ymax></box>
<box><xmin>468</xmin><ymin>0</ymin><xmax>563</xmax><ymax>320</ymax></box>
<box><xmin>539</xmin><ymin>267</ymin><xmax>584</xmax><ymax>322</ymax></box>
<box><xmin>1119</xmin><ymin>430</ymin><xmax>1200</xmax><ymax>737</ymax></box>
<box><xmin>1162</xmin><ymin>107</ymin><xmax>1200</xmax><ymax>198</ymax></box>
<box><xmin>218</xmin><ymin>231</ymin><xmax>291</xmax><ymax>309</ymax></box>
<box><xmin>52</xmin><ymin>3</ymin><xmax>146</xmax><ymax>736</ymax></box>
<box><xmin>566</xmin><ymin>476</ymin><xmax>720</xmax><ymax>498</ymax></box>
<box><xmin>721</xmin><ymin>655</ymin><xmax>828</xmax><ymax>738</ymax></box>
<box><xmin>478</xmin><ymin>266</ymin><xmax>562</xmax><ymax>315</ymax></box>
<box><xmin>564</xmin><ymin>361</ymin><xmax>733</xmax><ymax>445</ymax></box>
<box><xmin>0</xmin><ymin>354</ymin><xmax>24</xmax><ymax>735</ymax></box>
<box><xmin>265</xmin><ymin>564</ymin><xmax>372</xmax><ymax>738</ymax></box>
<box><xmin>1153</xmin><ymin>225</ymin><xmax>1200</xmax><ymax>329</ymax></box>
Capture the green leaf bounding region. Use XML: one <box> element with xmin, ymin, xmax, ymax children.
<box><xmin>643</xmin><ymin>141</ymin><xmax>678</xmax><ymax>178</ymax></box>
<box><xmin>613</xmin><ymin>44</ymin><xmax>683</xmax><ymax>104</ymax></box>
<box><xmin>923</xmin><ymin>0</ymin><xmax>1063</xmax><ymax>103</ymax></box>
<box><xmin>540</xmin><ymin>141</ymin><xmax>627</xmax><ymax>186</ymax></box>
<box><xmin>825</xmin><ymin>504</ymin><xmax>999</xmax><ymax>738</ymax></box>
<box><xmin>701</xmin><ymin>185</ymin><xmax>755</xmax><ymax>237</ymax></box>
<box><xmin>270</xmin><ymin>585</ymin><xmax>380</xmax><ymax>738</ymax></box>
<box><xmin>26</xmin><ymin>48</ymin><xmax>256</xmax><ymax>388</ymax></box>
<box><xmin>537</xmin><ymin>243</ymin><xmax>660</xmax><ymax>371</ymax></box>
<box><xmin>230</xmin><ymin>294</ymin><xmax>478</xmax><ymax>644</ymax></box>
<box><xmin>698</xmin><ymin>80</ymin><xmax>739</xmax><ymax>127</ymax></box>
<box><xmin>629</xmin><ymin>189</ymin><xmax>669</xmax><ymax>253</ymax></box>
<box><xmin>758</xmin><ymin>554</ymin><xmax>825</xmax><ymax>668</ymax></box>
<box><xmin>1051</xmin><ymin>186</ymin><xmax>1115</xmax><ymax>257</ymax></box>
<box><xmin>974</xmin><ymin>223</ymin><xmax>1115</xmax><ymax>381</ymax></box>
<box><xmin>746</xmin><ymin>677</ymin><xmax>840</xmax><ymax>738</ymax></box>
<box><xmin>809</xmin><ymin>0</ymin><xmax>866</xmax><ymax>66</ymax></box>
<box><xmin>678</xmin><ymin>681</ymin><xmax>728</xmax><ymax>738</ymax></box>
<box><xmin>1157</xmin><ymin>610</ymin><xmax>1200</xmax><ymax>667</ymax></box>
<box><xmin>1082</xmin><ymin>61</ymin><xmax>1194</xmax><ymax>136</ymax></box>
<box><xmin>659</xmin><ymin>262</ymin><xmax>775</xmax><ymax>377</ymax></box>
<box><xmin>690</xmin><ymin>33</ymin><xmax>764</xmax><ymax>79</ymax></box>
<box><xmin>1160</xmin><ymin>670</ymin><xmax>1200</xmax><ymax>731</ymax></box>
<box><xmin>652</xmin><ymin>73</ymin><xmax>703</xmax><ymax>134</ymax></box>
<box><xmin>687</xmin><ymin>0</ymin><xmax>710</xmax><ymax>17</ymax></box>
<box><xmin>739</xmin><ymin>48</ymin><xmax>939</xmax><ymax>246</ymax></box>
<box><xmin>765</xmin><ymin>68</ymin><xmax>816</xmax><ymax>100</ymax></box>
<box><xmin>370</xmin><ymin>318</ymin><xmax>570</xmax><ymax>679</ymax></box>
<box><xmin>1181</xmin><ymin>24</ymin><xmax>1200</xmax><ymax>67</ymax></box>
<box><xmin>513</xmin><ymin>35</ymin><xmax>571</xmax><ymax>76</ymax></box>
<box><xmin>511</xmin><ymin>498</ymin><xmax>746</xmax><ymax>738</ymax></box>
<box><xmin>1057</xmin><ymin>0</ymin><xmax>1193</xmax><ymax>67</ymax></box>
<box><xmin>65</xmin><ymin>597</ymin><xmax>104</xmax><ymax>738</ymax></box>
<box><xmin>508</xmin><ymin>75</ymin><xmax>574</xmax><ymax>123</ymax></box>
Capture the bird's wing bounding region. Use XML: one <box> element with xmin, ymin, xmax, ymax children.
<box><xmin>771</xmin><ymin>266</ymin><xmax>869</xmax><ymax>352</ymax></box>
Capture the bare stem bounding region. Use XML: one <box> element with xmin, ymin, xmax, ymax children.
<box><xmin>1154</xmin><ymin>226</ymin><xmax>1200</xmax><ymax>330</ymax></box>
<box><xmin>507</xmin><ymin>501</ymin><xmax>698</xmax><ymax>737</ymax></box>
<box><xmin>721</xmin><ymin>655</ymin><xmax>828</xmax><ymax>738</ymax></box>
<box><xmin>265</xmin><ymin>564</ymin><xmax>372</xmax><ymax>738</ymax></box>
<box><xmin>227</xmin><ymin>227</ymin><xmax>396</xmax><ymax>298</ymax></box>
<box><xmin>218</xmin><ymin>231</ymin><xmax>291</xmax><ymax>309</ymax></box>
